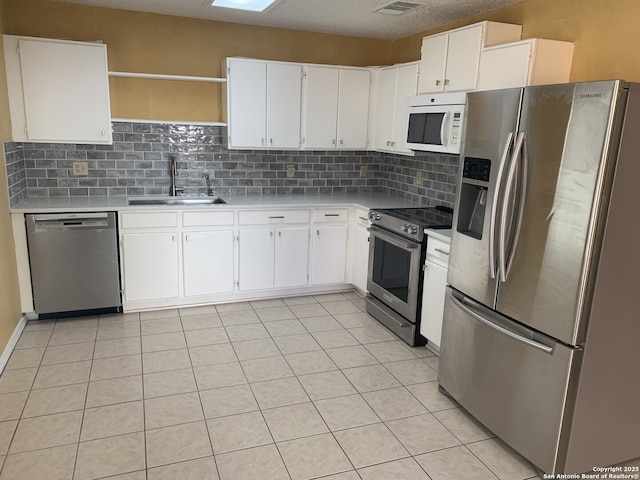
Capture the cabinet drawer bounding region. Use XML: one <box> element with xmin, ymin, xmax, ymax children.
<box><xmin>239</xmin><ymin>209</ymin><xmax>310</xmax><ymax>225</ymax></box>
<box><xmin>120</xmin><ymin>211</ymin><xmax>178</xmax><ymax>229</ymax></box>
<box><xmin>183</xmin><ymin>211</ymin><xmax>234</xmax><ymax>227</ymax></box>
<box><xmin>426</xmin><ymin>236</ymin><xmax>451</xmax><ymax>265</ymax></box>
<box><xmin>313</xmin><ymin>208</ymin><xmax>349</xmax><ymax>223</ymax></box>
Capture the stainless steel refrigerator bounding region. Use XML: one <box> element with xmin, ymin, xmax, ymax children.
<box><xmin>439</xmin><ymin>80</ymin><xmax>640</xmax><ymax>474</ymax></box>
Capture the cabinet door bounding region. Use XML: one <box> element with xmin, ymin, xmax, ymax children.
<box><xmin>311</xmin><ymin>225</ymin><xmax>348</xmax><ymax>285</ymax></box>
<box><xmin>266</xmin><ymin>63</ymin><xmax>302</xmax><ymax>148</ymax></box>
<box><xmin>445</xmin><ymin>24</ymin><xmax>483</xmax><ymax>92</ymax></box>
<box><xmin>227</xmin><ymin>59</ymin><xmax>267</xmax><ymax>148</ymax></box>
<box><xmin>121</xmin><ymin>232</ymin><xmax>179</xmax><ymax>302</ymax></box>
<box><xmin>183</xmin><ymin>230</ymin><xmax>235</xmax><ymax>297</ymax></box>
<box><xmin>302</xmin><ymin>66</ymin><xmax>339</xmax><ymax>149</ymax></box>
<box><xmin>477</xmin><ymin>42</ymin><xmax>532</xmax><ymax>91</ymax></box>
<box><xmin>418</xmin><ymin>33</ymin><xmax>448</xmax><ymax>94</ymax></box>
<box><xmin>274</xmin><ymin>227</ymin><xmax>309</xmax><ymax>288</ymax></box>
<box><xmin>351</xmin><ymin>223</ymin><xmax>369</xmax><ymax>292</ymax></box>
<box><xmin>238</xmin><ymin>229</ymin><xmax>275</xmax><ymax>291</ymax></box>
<box><xmin>18</xmin><ymin>39</ymin><xmax>111</xmax><ymax>144</ymax></box>
<box><xmin>337</xmin><ymin>69</ymin><xmax>370</xmax><ymax>149</ymax></box>
<box><xmin>392</xmin><ymin>63</ymin><xmax>419</xmax><ymax>154</ymax></box>
<box><xmin>420</xmin><ymin>260</ymin><xmax>448</xmax><ymax>350</ymax></box>
<box><xmin>373</xmin><ymin>67</ymin><xmax>397</xmax><ymax>150</ymax></box>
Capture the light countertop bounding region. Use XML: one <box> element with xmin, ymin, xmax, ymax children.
<box><xmin>425</xmin><ymin>228</ymin><xmax>452</xmax><ymax>243</ymax></box>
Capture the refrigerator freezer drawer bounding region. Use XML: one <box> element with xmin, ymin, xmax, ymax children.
<box><xmin>438</xmin><ymin>288</ymin><xmax>582</xmax><ymax>474</ymax></box>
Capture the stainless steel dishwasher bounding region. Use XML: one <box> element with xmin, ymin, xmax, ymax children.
<box><xmin>26</xmin><ymin>212</ymin><xmax>121</xmax><ymax>316</ymax></box>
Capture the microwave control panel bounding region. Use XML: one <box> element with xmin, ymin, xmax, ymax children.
<box><xmin>463</xmin><ymin>157</ymin><xmax>491</xmax><ymax>182</ymax></box>
<box><xmin>450</xmin><ymin>113</ymin><xmax>462</xmax><ymax>147</ymax></box>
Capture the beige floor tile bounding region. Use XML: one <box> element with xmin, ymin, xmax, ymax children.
<box><xmin>5</xmin><ymin>347</ymin><xmax>45</xmax><ymax>370</ymax></box>
<box><xmin>466</xmin><ymin>438</ymin><xmax>537</xmax><ymax>480</ymax></box>
<box><xmin>343</xmin><ymin>291</ymin><xmax>363</xmax><ymax>302</ymax></box>
<box><xmin>146</xmin><ymin>421</ymin><xmax>212</xmax><ymax>468</ymax></box>
<box><xmin>219</xmin><ymin>309</ymin><xmax>260</xmax><ymax>326</ymax></box>
<box><xmin>250</xmin><ymin>298</ymin><xmax>286</xmax><ymax>309</ymax></box>
<box><xmin>225</xmin><ymin>323</ymin><xmax>269</xmax><ymax>342</ymax></box>
<box><xmin>362</xmin><ymin>387</ymin><xmax>428</xmax><ymax>421</ymax></box>
<box><xmin>241</xmin><ymin>356</ymin><xmax>293</xmax><ymax>383</ymax></box>
<box><xmin>358</xmin><ymin>457</ymin><xmax>431</xmax><ymax>480</ymax></box>
<box><xmin>142</xmin><ymin>348</ymin><xmax>191</xmax><ymax>374</ymax></box>
<box><xmin>298</xmin><ymin>315</ymin><xmax>343</xmax><ymax>333</ymax></box>
<box><xmin>180</xmin><ymin>313</ymin><xmax>222</xmax><ymax>331</ymax></box>
<box><xmin>80</xmin><ymin>400</ymin><xmax>144</xmax><ymax>441</ymax></box>
<box><xmin>313</xmin><ymin>293</ymin><xmax>349</xmax><ymax>303</ymax></box>
<box><xmin>341</xmin><ymin>364</ymin><xmax>401</xmax><ymax>393</ymax></box>
<box><xmin>145</xmin><ymin>392</ymin><xmax>204</xmax><ymax>430</ymax></box>
<box><xmin>312</xmin><ymin>330</ymin><xmax>360</xmax><ymax>349</ymax></box>
<box><xmin>147</xmin><ymin>456</ymin><xmax>219</xmax><ymax>480</ymax></box>
<box><xmin>273</xmin><ymin>334</ymin><xmax>322</xmax><ymax>355</ymax></box>
<box><xmin>53</xmin><ymin>317</ymin><xmax>99</xmax><ymax>330</ymax></box>
<box><xmin>103</xmin><ymin>471</ymin><xmax>146</xmax><ymax>480</ymax></box>
<box><xmin>194</xmin><ymin>362</ymin><xmax>247</xmax><ymax>390</ymax></box>
<box><xmin>333</xmin><ymin>312</ymin><xmax>376</xmax><ymax>329</ymax></box>
<box><xmin>347</xmin><ymin>326</ymin><xmax>396</xmax><ymax>344</ymax></box>
<box><xmin>322</xmin><ymin>301</ymin><xmax>361</xmax><ymax>316</ymax></box>
<box><xmin>0</xmin><ymin>444</ymin><xmax>76</xmax><ymax>480</ymax></box>
<box><xmin>139</xmin><ymin>309</ymin><xmax>179</xmax><ymax>320</ymax></box>
<box><xmin>231</xmin><ymin>338</ymin><xmax>280</xmax><ymax>360</ymax></box>
<box><xmin>14</xmin><ymin>331</ymin><xmax>52</xmax><ymax>349</ymax></box>
<box><xmin>200</xmin><ymin>384</ymin><xmax>259</xmax><ymax>419</ymax></box>
<box><xmin>423</xmin><ymin>355</ymin><xmax>440</xmax><ymax>372</ymax></box>
<box><xmin>94</xmin><ymin>337</ymin><xmax>141</xmax><ymax>359</ymax></box>
<box><xmin>41</xmin><ymin>341</ymin><xmax>94</xmax><ymax>365</ymax></box>
<box><xmin>434</xmin><ymin>408</ymin><xmax>495</xmax><ymax>444</ymax></box>
<box><xmin>278</xmin><ymin>433</ymin><xmax>352</xmax><ymax>480</ymax></box>
<box><xmin>334</xmin><ymin>423</ymin><xmax>409</xmax><ymax>468</ymax></box>
<box><xmin>314</xmin><ymin>394</ymin><xmax>380</xmax><ymax>431</ymax></box>
<box><xmin>407</xmin><ymin>381</ymin><xmax>458</xmax><ymax>412</ymax></box>
<box><xmin>100</xmin><ymin>312</ymin><xmax>140</xmax><ymax>323</ymax></box>
<box><xmin>184</xmin><ymin>327</ymin><xmax>229</xmax><ymax>347</ymax></box>
<box><xmin>10</xmin><ymin>410</ymin><xmax>82</xmax><ymax>454</ymax></box>
<box><xmin>251</xmin><ymin>377</ymin><xmax>310</xmax><ymax>409</ymax></box>
<box><xmin>74</xmin><ymin>431</ymin><xmax>146</xmax><ymax>480</ymax></box>
<box><xmin>383</xmin><ymin>359</ymin><xmax>438</xmax><ymax>386</ymax></box>
<box><xmin>264</xmin><ymin>319</ymin><xmax>307</xmax><ymax>337</ymax></box>
<box><xmin>289</xmin><ymin>303</ymin><xmax>329</xmax><ymax>318</ymax></box>
<box><xmin>285</xmin><ymin>350</ymin><xmax>338</xmax><ymax>376</ymax></box>
<box><xmin>0</xmin><ymin>368</ymin><xmax>37</xmax><ymax>394</ymax></box>
<box><xmin>143</xmin><ymin>368</ymin><xmax>197</xmax><ymax>398</ymax></box>
<box><xmin>140</xmin><ymin>317</ymin><xmax>183</xmax><ymax>335</ymax></box>
<box><xmin>416</xmin><ymin>445</ymin><xmax>499</xmax><ymax>480</ymax></box>
<box><xmin>91</xmin><ymin>354</ymin><xmax>142</xmax><ymax>381</ymax></box>
<box><xmin>142</xmin><ymin>332</ymin><xmax>187</xmax><ymax>353</ymax></box>
<box><xmin>386</xmin><ymin>413</ymin><xmax>460</xmax><ymax>455</ymax></box>
<box><xmin>215</xmin><ymin>301</ymin><xmax>252</xmax><ymax>313</ymax></box>
<box><xmin>283</xmin><ymin>295</ymin><xmax>318</xmax><ymax>306</ymax></box>
<box><xmin>413</xmin><ymin>346</ymin><xmax>437</xmax><ymax>358</ymax></box>
<box><xmin>256</xmin><ymin>307</ymin><xmax>296</xmax><ymax>322</ymax></box>
<box><xmin>0</xmin><ymin>421</ymin><xmax>17</xmax><ymax>455</ymax></box>
<box><xmin>216</xmin><ymin>444</ymin><xmax>289</xmax><ymax>480</ymax></box>
<box><xmin>0</xmin><ymin>391</ymin><xmax>28</xmax><ymax>421</ymax></box>
<box><xmin>352</xmin><ymin>299</ymin><xmax>367</xmax><ymax>311</ymax></box>
<box><xmin>33</xmin><ymin>361</ymin><xmax>91</xmax><ymax>389</ymax></box>
<box><xmin>190</xmin><ymin>343</ymin><xmax>238</xmax><ymax>366</ymax></box>
<box><xmin>22</xmin><ymin>383</ymin><xmax>87</xmax><ymax>418</ymax></box>
<box><xmin>179</xmin><ymin>305</ymin><xmax>217</xmax><ymax>317</ymax></box>
<box><xmin>48</xmin><ymin>326</ymin><xmax>97</xmax><ymax>346</ymax></box>
<box><xmin>319</xmin><ymin>472</ymin><xmax>360</xmax><ymax>480</ymax></box>
<box><xmin>263</xmin><ymin>402</ymin><xmax>329</xmax><ymax>442</ymax></box>
<box><xmin>23</xmin><ymin>319</ymin><xmax>56</xmax><ymax>332</ymax></box>
<box><xmin>86</xmin><ymin>375</ymin><xmax>143</xmax><ymax>408</ymax></box>
<box><xmin>325</xmin><ymin>345</ymin><xmax>378</xmax><ymax>369</ymax></box>
<box><xmin>207</xmin><ymin>411</ymin><xmax>272</xmax><ymax>453</ymax></box>
<box><xmin>364</xmin><ymin>341</ymin><xmax>418</xmax><ymax>363</ymax></box>
<box><xmin>298</xmin><ymin>371</ymin><xmax>357</xmax><ymax>400</ymax></box>
<box><xmin>96</xmin><ymin>320</ymin><xmax>141</xmax><ymax>340</ymax></box>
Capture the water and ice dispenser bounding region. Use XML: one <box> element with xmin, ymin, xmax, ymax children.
<box><xmin>457</xmin><ymin>157</ymin><xmax>491</xmax><ymax>239</ymax></box>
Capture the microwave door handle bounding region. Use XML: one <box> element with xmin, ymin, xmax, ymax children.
<box><xmin>440</xmin><ymin>111</ymin><xmax>451</xmax><ymax>147</ymax></box>
<box><xmin>489</xmin><ymin>131</ymin><xmax>514</xmax><ymax>279</ymax></box>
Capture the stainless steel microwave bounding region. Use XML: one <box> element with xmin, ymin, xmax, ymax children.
<box><xmin>406</xmin><ymin>93</ymin><xmax>466</xmax><ymax>154</ymax></box>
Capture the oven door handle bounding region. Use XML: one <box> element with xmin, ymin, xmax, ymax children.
<box><xmin>368</xmin><ymin>226</ymin><xmax>420</xmax><ymax>251</ymax></box>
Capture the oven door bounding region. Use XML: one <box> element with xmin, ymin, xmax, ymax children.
<box><xmin>367</xmin><ymin>225</ymin><xmax>423</xmax><ymax>322</ymax></box>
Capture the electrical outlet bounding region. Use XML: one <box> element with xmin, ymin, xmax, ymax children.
<box><xmin>415</xmin><ymin>171</ymin><xmax>422</xmax><ymax>184</ymax></box>
<box><xmin>360</xmin><ymin>165</ymin><xmax>368</xmax><ymax>177</ymax></box>
<box><xmin>286</xmin><ymin>164</ymin><xmax>296</xmax><ymax>178</ymax></box>
<box><xmin>72</xmin><ymin>161</ymin><xmax>88</xmax><ymax>176</ymax></box>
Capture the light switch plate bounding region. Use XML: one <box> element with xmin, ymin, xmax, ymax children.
<box><xmin>286</xmin><ymin>164</ymin><xmax>295</xmax><ymax>178</ymax></box>
<box><xmin>415</xmin><ymin>171</ymin><xmax>422</xmax><ymax>184</ymax></box>
<box><xmin>72</xmin><ymin>161</ymin><xmax>88</xmax><ymax>176</ymax></box>
<box><xmin>360</xmin><ymin>165</ymin><xmax>368</xmax><ymax>177</ymax></box>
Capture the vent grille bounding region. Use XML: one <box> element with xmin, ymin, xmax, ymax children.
<box><xmin>373</xmin><ymin>1</ymin><xmax>422</xmax><ymax>15</ymax></box>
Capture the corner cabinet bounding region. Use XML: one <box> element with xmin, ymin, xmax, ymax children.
<box><xmin>420</xmin><ymin>232</ymin><xmax>451</xmax><ymax>352</ymax></box>
<box><xmin>350</xmin><ymin>209</ymin><xmax>370</xmax><ymax>293</ymax></box>
<box><xmin>3</xmin><ymin>35</ymin><xmax>112</xmax><ymax>144</ymax></box>
<box><xmin>223</xmin><ymin>58</ymin><xmax>302</xmax><ymax>149</ymax></box>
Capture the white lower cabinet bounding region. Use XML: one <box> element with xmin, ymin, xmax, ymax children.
<box><xmin>312</xmin><ymin>225</ymin><xmax>348</xmax><ymax>285</ymax></box>
<box><xmin>351</xmin><ymin>210</ymin><xmax>370</xmax><ymax>293</ymax></box>
<box><xmin>274</xmin><ymin>227</ymin><xmax>310</xmax><ymax>288</ymax></box>
<box><xmin>183</xmin><ymin>230</ymin><xmax>235</xmax><ymax>296</ymax></box>
<box><xmin>420</xmin><ymin>234</ymin><xmax>451</xmax><ymax>351</ymax></box>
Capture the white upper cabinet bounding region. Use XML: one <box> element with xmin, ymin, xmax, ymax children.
<box><xmin>301</xmin><ymin>66</ymin><xmax>370</xmax><ymax>150</ymax></box>
<box><xmin>224</xmin><ymin>57</ymin><xmax>302</xmax><ymax>149</ymax></box>
<box><xmin>476</xmin><ymin>38</ymin><xmax>574</xmax><ymax>91</ymax></box>
<box><xmin>418</xmin><ymin>22</ymin><xmax>522</xmax><ymax>94</ymax></box>
<box><xmin>3</xmin><ymin>35</ymin><xmax>112</xmax><ymax>144</ymax></box>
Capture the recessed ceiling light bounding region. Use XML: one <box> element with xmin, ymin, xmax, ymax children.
<box><xmin>211</xmin><ymin>0</ymin><xmax>278</xmax><ymax>12</ymax></box>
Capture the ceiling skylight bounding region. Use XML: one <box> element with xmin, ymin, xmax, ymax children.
<box><xmin>211</xmin><ymin>0</ymin><xmax>278</xmax><ymax>12</ymax></box>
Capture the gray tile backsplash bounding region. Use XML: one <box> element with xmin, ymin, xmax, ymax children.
<box><xmin>5</xmin><ymin>122</ymin><xmax>459</xmax><ymax>209</ymax></box>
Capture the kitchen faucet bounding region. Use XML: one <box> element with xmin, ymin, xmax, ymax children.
<box><xmin>205</xmin><ymin>173</ymin><xmax>215</xmax><ymax>196</ymax></box>
<box><xmin>170</xmin><ymin>156</ymin><xmax>183</xmax><ymax>196</ymax></box>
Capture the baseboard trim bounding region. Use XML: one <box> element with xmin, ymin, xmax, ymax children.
<box><xmin>0</xmin><ymin>315</ymin><xmax>28</xmax><ymax>375</ymax></box>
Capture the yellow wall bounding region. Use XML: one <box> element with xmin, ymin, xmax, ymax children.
<box><xmin>0</xmin><ymin>1</ymin><xmax>22</xmax><ymax>355</ymax></box>
<box><xmin>390</xmin><ymin>0</ymin><xmax>640</xmax><ymax>83</ymax></box>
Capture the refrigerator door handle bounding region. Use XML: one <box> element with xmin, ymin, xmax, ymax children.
<box><xmin>506</xmin><ymin>134</ymin><xmax>528</xmax><ymax>277</ymax></box>
<box><xmin>450</xmin><ymin>293</ymin><xmax>554</xmax><ymax>354</ymax></box>
<box><xmin>489</xmin><ymin>131</ymin><xmax>514</xmax><ymax>280</ymax></box>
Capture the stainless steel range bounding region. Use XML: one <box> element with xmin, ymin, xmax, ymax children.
<box><xmin>366</xmin><ymin>206</ymin><xmax>453</xmax><ymax>346</ymax></box>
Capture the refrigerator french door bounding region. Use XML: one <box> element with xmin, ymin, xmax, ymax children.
<box><xmin>440</xmin><ymin>81</ymin><xmax>640</xmax><ymax>474</ymax></box>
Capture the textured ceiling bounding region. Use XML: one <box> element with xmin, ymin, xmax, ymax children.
<box><xmin>51</xmin><ymin>0</ymin><xmax>524</xmax><ymax>40</ymax></box>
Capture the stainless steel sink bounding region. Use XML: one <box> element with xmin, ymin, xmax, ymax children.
<box><xmin>128</xmin><ymin>196</ymin><xmax>227</xmax><ymax>206</ymax></box>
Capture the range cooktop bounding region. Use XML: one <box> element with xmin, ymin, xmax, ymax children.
<box><xmin>377</xmin><ymin>206</ymin><xmax>454</xmax><ymax>229</ymax></box>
